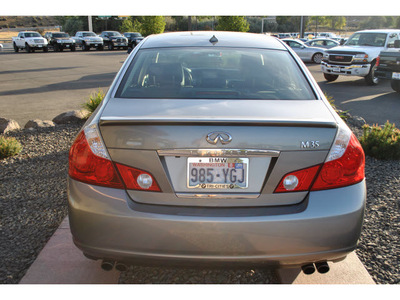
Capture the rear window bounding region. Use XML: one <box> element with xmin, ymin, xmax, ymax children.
<box><xmin>116</xmin><ymin>47</ymin><xmax>316</xmax><ymax>100</ymax></box>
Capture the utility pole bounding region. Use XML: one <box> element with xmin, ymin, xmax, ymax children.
<box><xmin>300</xmin><ymin>16</ymin><xmax>305</xmax><ymax>38</ymax></box>
<box><xmin>88</xmin><ymin>16</ymin><xmax>93</xmax><ymax>32</ymax></box>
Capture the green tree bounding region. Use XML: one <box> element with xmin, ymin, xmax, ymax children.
<box><xmin>325</xmin><ymin>16</ymin><xmax>346</xmax><ymax>30</ymax></box>
<box><xmin>139</xmin><ymin>16</ymin><xmax>166</xmax><ymax>36</ymax></box>
<box><xmin>119</xmin><ymin>19</ymin><xmax>134</xmax><ymax>33</ymax></box>
<box><xmin>63</xmin><ymin>16</ymin><xmax>84</xmax><ymax>36</ymax></box>
<box><xmin>216</xmin><ymin>16</ymin><xmax>250</xmax><ymax>32</ymax></box>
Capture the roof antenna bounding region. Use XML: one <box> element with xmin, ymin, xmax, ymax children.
<box><xmin>209</xmin><ymin>35</ymin><xmax>218</xmax><ymax>45</ymax></box>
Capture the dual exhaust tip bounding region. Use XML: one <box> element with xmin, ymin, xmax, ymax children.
<box><xmin>301</xmin><ymin>261</ymin><xmax>330</xmax><ymax>275</ymax></box>
<box><xmin>101</xmin><ymin>259</ymin><xmax>128</xmax><ymax>272</ymax></box>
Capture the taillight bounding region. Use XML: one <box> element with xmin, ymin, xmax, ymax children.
<box><xmin>115</xmin><ymin>163</ymin><xmax>161</xmax><ymax>192</ymax></box>
<box><xmin>311</xmin><ymin>133</ymin><xmax>364</xmax><ymax>191</ymax></box>
<box><xmin>69</xmin><ymin>124</ymin><xmax>161</xmax><ymax>192</ymax></box>
<box><xmin>274</xmin><ymin>127</ymin><xmax>365</xmax><ymax>193</ymax></box>
<box><xmin>69</xmin><ymin>130</ymin><xmax>124</xmax><ymax>189</ymax></box>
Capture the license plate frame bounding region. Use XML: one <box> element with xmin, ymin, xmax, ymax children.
<box><xmin>392</xmin><ymin>72</ymin><xmax>400</xmax><ymax>80</ymax></box>
<box><xmin>332</xmin><ymin>67</ymin><xmax>341</xmax><ymax>73</ymax></box>
<box><xmin>187</xmin><ymin>157</ymin><xmax>249</xmax><ymax>189</ymax></box>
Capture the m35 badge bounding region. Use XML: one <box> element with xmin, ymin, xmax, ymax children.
<box><xmin>301</xmin><ymin>141</ymin><xmax>320</xmax><ymax>149</ymax></box>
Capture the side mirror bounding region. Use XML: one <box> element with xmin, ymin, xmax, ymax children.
<box><xmin>340</xmin><ymin>39</ymin><xmax>345</xmax><ymax>45</ymax></box>
<box><xmin>127</xmin><ymin>48</ymin><xmax>133</xmax><ymax>54</ymax></box>
<box><xmin>394</xmin><ymin>40</ymin><xmax>400</xmax><ymax>49</ymax></box>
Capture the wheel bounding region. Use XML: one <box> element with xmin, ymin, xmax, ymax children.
<box><xmin>108</xmin><ymin>42</ymin><xmax>114</xmax><ymax>50</ymax></box>
<box><xmin>59</xmin><ymin>47</ymin><xmax>63</xmax><ymax>52</ymax></box>
<box><xmin>54</xmin><ymin>44</ymin><xmax>60</xmax><ymax>52</ymax></box>
<box><xmin>71</xmin><ymin>45</ymin><xmax>76</xmax><ymax>52</ymax></box>
<box><xmin>43</xmin><ymin>47</ymin><xmax>48</xmax><ymax>52</ymax></box>
<box><xmin>323</xmin><ymin>73</ymin><xmax>339</xmax><ymax>82</ymax></box>
<box><xmin>97</xmin><ymin>45</ymin><xmax>104</xmax><ymax>51</ymax></box>
<box><xmin>391</xmin><ymin>79</ymin><xmax>400</xmax><ymax>93</ymax></box>
<box><xmin>25</xmin><ymin>43</ymin><xmax>31</xmax><ymax>53</ymax></box>
<box><xmin>364</xmin><ymin>61</ymin><xmax>379</xmax><ymax>86</ymax></box>
<box><xmin>82</xmin><ymin>43</ymin><xmax>89</xmax><ymax>51</ymax></box>
<box><xmin>13</xmin><ymin>42</ymin><xmax>19</xmax><ymax>52</ymax></box>
<box><xmin>312</xmin><ymin>52</ymin><xmax>323</xmax><ymax>64</ymax></box>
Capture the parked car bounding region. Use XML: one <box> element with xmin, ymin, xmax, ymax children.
<box><xmin>321</xmin><ymin>29</ymin><xmax>400</xmax><ymax>85</ymax></box>
<box><xmin>282</xmin><ymin>38</ymin><xmax>325</xmax><ymax>63</ymax></box>
<box><xmin>12</xmin><ymin>31</ymin><xmax>48</xmax><ymax>53</ymax></box>
<box><xmin>376</xmin><ymin>39</ymin><xmax>400</xmax><ymax>92</ymax></box>
<box><xmin>99</xmin><ymin>31</ymin><xmax>128</xmax><ymax>50</ymax></box>
<box><xmin>67</xmin><ymin>31</ymin><xmax>366</xmax><ymax>274</ymax></box>
<box><xmin>304</xmin><ymin>38</ymin><xmax>339</xmax><ymax>49</ymax></box>
<box><xmin>318</xmin><ymin>32</ymin><xmax>340</xmax><ymax>39</ymax></box>
<box><xmin>0</xmin><ymin>43</ymin><xmax>3</xmax><ymax>51</ymax></box>
<box><xmin>73</xmin><ymin>31</ymin><xmax>103</xmax><ymax>51</ymax></box>
<box><xmin>123</xmin><ymin>32</ymin><xmax>144</xmax><ymax>48</ymax></box>
<box><xmin>44</xmin><ymin>32</ymin><xmax>76</xmax><ymax>52</ymax></box>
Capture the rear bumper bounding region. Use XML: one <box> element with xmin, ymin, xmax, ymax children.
<box><xmin>321</xmin><ymin>61</ymin><xmax>371</xmax><ymax>77</ymax></box>
<box><xmin>67</xmin><ymin>178</ymin><xmax>366</xmax><ymax>267</ymax></box>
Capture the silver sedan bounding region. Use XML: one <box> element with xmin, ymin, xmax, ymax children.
<box><xmin>282</xmin><ymin>38</ymin><xmax>326</xmax><ymax>63</ymax></box>
<box><xmin>305</xmin><ymin>38</ymin><xmax>340</xmax><ymax>49</ymax></box>
<box><xmin>67</xmin><ymin>31</ymin><xmax>366</xmax><ymax>275</ymax></box>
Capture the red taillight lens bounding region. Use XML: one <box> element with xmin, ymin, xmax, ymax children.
<box><xmin>69</xmin><ymin>131</ymin><xmax>124</xmax><ymax>189</ymax></box>
<box><xmin>274</xmin><ymin>165</ymin><xmax>321</xmax><ymax>193</ymax></box>
<box><xmin>274</xmin><ymin>133</ymin><xmax>365</xmax><ymax>193</ymax></box>
<box><xmin>311</xmin><ymin>134</ymin><xmax>365</xmax><ymax>191</ymax></box>
<box><xmin>115</xmin><ymin>163</ymin><xmax>161</xmax><ymax>192</ymax></box>
<box><xmin>376</xmin><ymin>56</ymin><xmax>380</xmax><ymax>67</ymax></box>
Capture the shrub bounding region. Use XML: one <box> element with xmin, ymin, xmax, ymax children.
<box><xmin>82</xmin><ymin>89</ymin><xmax>105</xmax><ymax>118</ymax></box>
<box><xmin>216</xmin><ymin>16</ymin><xmax>250</xmax><ymax>32</ymax></box>
<box><xmin>359</xmin><ymin>121</ymin><xmax>400</xmax><ymax>160</ymax></box>
<box><xmin>0</xmin><ymin>136</ymin><xmax>22</xmax><ymax>160</ymax></box>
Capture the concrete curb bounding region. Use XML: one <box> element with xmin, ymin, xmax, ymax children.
<box><xmin>20</xmin><ymin>216</ymin><xmax>376</xmax><ymax>284</ymax></box>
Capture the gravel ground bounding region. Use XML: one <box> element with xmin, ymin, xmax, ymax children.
<box><xmin>0</xmin><ymin>123</ymin><xmax>399</xmax><ymax>284</ymax></box>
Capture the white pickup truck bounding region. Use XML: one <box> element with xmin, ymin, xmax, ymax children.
<box><xmin>321</xmin><ymin>29</ymin><xmax>400</xmax><ymax>85</ymax></box>
<box><xmin>73</xmin><ymin>31</ymin><xmax>104</xmax><ymax>51</ymax></box>
<box><xmin>12</xmin><ymin>31</ymin><xmax>48</xmax><ymax>53</ymax></box>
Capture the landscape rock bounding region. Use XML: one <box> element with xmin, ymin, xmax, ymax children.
<box><xmin>52</xmin><ymin>110</ymin><xmax>87</xmax><ymax>124</ymax></box>
<box><xmin>0</xmin><ymin>117</ymin><xmax>21</xmax><ymax>133</ymax></box>
<box><xmin>24</xmin><ymin>119</ymin><xmax>55</xmax><ymax>129</ymax></box>
<box><xmin>347</xmin><ymin>115</ymin><xmax>367</xmax><ymax>128</ymax></box>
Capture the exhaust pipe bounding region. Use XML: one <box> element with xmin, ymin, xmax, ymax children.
<box><xmin>315</xmin><ymin>261</ymin><xmax>330</xmax><ymax>274</ymax></box>
<box><xmin>301</xmin><ymin>263</ymin><xmax>316</xmax><ymax>275</ymax></box>
<box><xmin>101</xmin><ymin>259</ymin><xmax>115</xmax><ymax>271</ymax></box>
<box><xmin>115</xmin><ymin>262</ymin><xmax>128</xmax><ymax>272</ymax></box>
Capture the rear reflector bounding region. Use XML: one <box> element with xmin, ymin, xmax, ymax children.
<box><xmin>274</xmin><ymin>165</ymin><xmax>321</xmax><ymax>193</ymax></box>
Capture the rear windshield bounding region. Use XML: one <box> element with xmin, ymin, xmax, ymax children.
<box><xmin>116</xmin><ymin>47</ymin><xmax>316</xmax><ymax>100</ymax></box>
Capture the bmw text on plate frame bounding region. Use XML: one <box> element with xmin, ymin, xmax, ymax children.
<box><xmin>67</xmin><ymin>31</ymin><xmax>366</xmax><ymax>275</ymax></box>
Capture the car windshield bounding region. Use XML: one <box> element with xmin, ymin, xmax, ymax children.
<box><xmin>53</xmin><ymin>33</ymin><xmax>69</xmax><ymax>38</ymax></box>
<box><xmin>25</xmin><ymin>32</ymin><xmax>41</xmax><ymax>37</ymax></box>
<box><xmin>108</xmin><ymin>32</ymin><xmax>122</xmax><ymax>36</ymax></box>
<box><xmin>116</xmin><ymin>47</ymin><xmax>316</xmax><ymax>100</ymax></box>
<box><xmin>346</xmin><ymin>32</ymin><xmax>387</xmax><ymax>47</ymax></box>
<box><xmin>82</xmin><ymin>32</ymin><xmax>96</xmax><ymax>37</ymax></box>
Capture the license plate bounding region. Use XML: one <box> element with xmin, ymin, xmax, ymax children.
<box><xmin>66</xmin><ymin>45</ymin><xmax>70</xmax><ymax>47</ymax></box>
<box><xmin>332</xmin><ymin>67</ymin><xmax>341</xmax><ymax>73</ymax></box>
<box><xmin>393</xmin><ymin>72</ymin><xmax>400</xmax><ymax>80</ymax></box>
<box><xmin>187</xmin><ymin>157</ymin><xmax>249</xmax><ymax>189</ymax></box>
<box><xmin>95</xmin><ymin>44</ymin><xmax>98</xmax><ymax>46</ymax></box>
<box><xmin>38</xmin><ymin>45</ymin><xmax>42</xmax><ymax>47</ymax></box>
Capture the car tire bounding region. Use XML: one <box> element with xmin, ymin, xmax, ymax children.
<box><xmin>312</xmin><ymin>53</ymin><xmax>323</xmax><ymax>64</ymax></box>
<box><xmin>71</xmin><ymin>45</ymin><xmax>76</xmax><ymax>52</ymax></box>
<box><xmin>82</xmin><ymin>43</ymin><xmax>89</xmax><ymax>51</ymax></box>
<box><xmin>43</xmin><ymin>47</ymin><xmax>48</xmax><ymax>52</ymax></box>
<box><xmin>364</xmin><ymin>61</ymin><xmax>379</xmax><ymax>86</ymax></box>
<box><xmin>391</xmin><ymin>79</ymin><xmax>400</xmax><ymax>93</ymax></box>
<box><xmin>323</xmin><ymin>73</ymin><xmax>339</xmax><ymax>82</ymax></box>
<box><xmin>13</xmin><ymin>42</ymin><xmax>19</xmax><ymax>52</ymax></box>
<box><xmin>108</xmin><ymin>43</ymin><xmax>114</xmax><ymax>50</ymax></box>
<box><xmin>97</xmin><ymin>45</ymin><xmax>104</xmax><ymax>51</ymax></box>
<box><xmin>25</xmin><ymin>43</ymin><xmax>31</xmax><ymax>53</ymax></box>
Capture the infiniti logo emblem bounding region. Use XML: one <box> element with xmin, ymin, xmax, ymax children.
<box><xmin>206</xmin><ymin>132</ymin><xmax>232</xmax><ymax>145</ymax></box>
